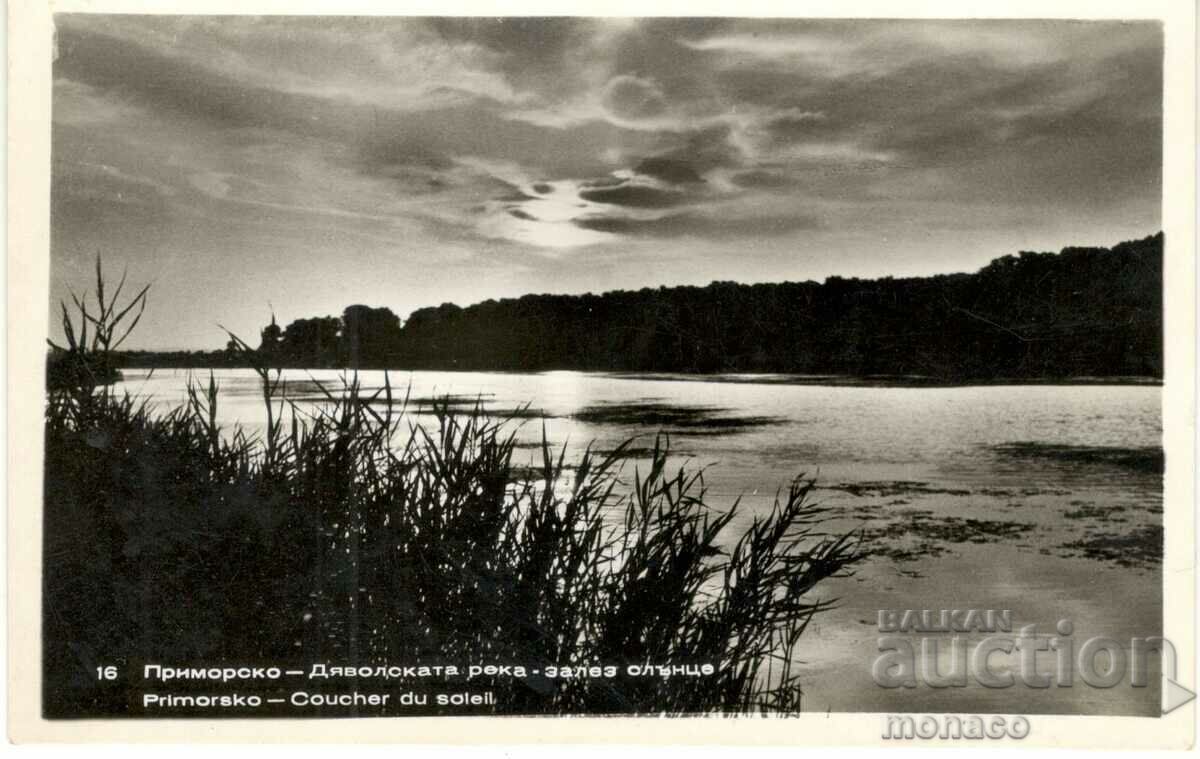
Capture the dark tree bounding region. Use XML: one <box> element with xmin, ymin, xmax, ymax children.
<box><xmin>387</xmin><ymin>233</ymin><xmax>1163</xmax><ymax>380</ymax></box>
<box><xmin>259</xmin><ymin>314</ymin><xmax>282</xmax><ymax>355</ymax></box>
<box><xmin>281</xmin><ymin>316</ymin><xmax>341</xmax><ymax>367</ymax></box>
<box><xmin>339</xmin><ymin>305</ymin><xmax>402</xmax><ymax>368</ymax></box>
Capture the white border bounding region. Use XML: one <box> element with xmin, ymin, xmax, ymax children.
<box><xmin>7</xmin><ymin>0</ymin><xmax>1195</xmax><ymax>747</ymax></box>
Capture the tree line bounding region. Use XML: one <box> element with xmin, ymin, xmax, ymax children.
<box><xmin>116</xmin><ymin>232</ymin><xmax>1163</xmax><ymax>380</ymax></box>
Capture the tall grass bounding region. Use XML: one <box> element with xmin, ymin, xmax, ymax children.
<box><xmin>43</xmin><ymin>263</ymin><xmax>862</xmax><ymax>717</ymax></box>
<box><xmin>45</xmin><ymin>255</ymin><xmax>148</xmax><ymax>394</ymax></box>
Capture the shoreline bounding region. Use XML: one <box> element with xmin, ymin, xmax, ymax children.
<box><xmin>597</xmin><ymin>372</ymin><xmax>1164</xmax><ymax>388</ymax></box>
<box><xmin>115</xmin><ymin>365</ymin><xmax>1163</xmax><ymax>389</ymax></box>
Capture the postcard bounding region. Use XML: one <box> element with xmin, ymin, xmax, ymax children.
<box><xmin>8</xmin><ymin>0</ymin><xmax>1195</xmax><ymax>747</ymax></box>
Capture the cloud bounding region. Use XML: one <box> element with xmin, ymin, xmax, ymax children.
<box><xmin>601</xmin><ymin>75</ymin><xmax>668</xmax><ymax>121</ymax></box>
<box><xmin>759</xmin><ymin>109</ymin><xmax>829</xmax><ymax>144</ymax></box>
<box><xmin>57</xmin><ymin>15</ymin><xmax>529</xmax><ymax>111</ymax></box>
<box><xmin>48</xmin><ymin>16</ymin><xmax>1163</xmax><ymax>347</ymax></box>
<box><xmin>682</xmin><ymin>31</ymin><xmax>864</xmax><ymax>77</ymax></box>
<box><xmin>573</xmin><ymin>210</ymin><xmax>822</xmax><ymax>239</ymax></box>
<box><xmin>729</xmin><ymin>170</ymin><xmax>800</xmax><ymax>189</ymax></box>
<box><xmin>633</xmin><ymin>157</ymin><xmax>705</xmax><ymax>184</ymax></box>
<box><xmin>578</xmin><ymin>183</ymin><xmax>688</xmax><ymax>209</ymax></box>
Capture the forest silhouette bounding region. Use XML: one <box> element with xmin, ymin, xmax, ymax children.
<box><xmin>116</xmin><ymin>232</ymin><xmax>1163</xmax><ymax>381</ymax></box>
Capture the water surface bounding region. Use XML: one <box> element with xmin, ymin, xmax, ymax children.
<box><xmin>115</xmin><ymin>368</ymin><xmax>1163</xmax><ymax>715</ymax></box>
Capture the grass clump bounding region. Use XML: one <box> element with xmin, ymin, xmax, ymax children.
<box><xmin>43</xmin><ymin>262</ymin><xmax>861</xmax><ymax>717</ymax></box>
<box><xmin>45</xmin><ymin>255</ymin><xmax>148</xmax><ymax>392</ymax></box>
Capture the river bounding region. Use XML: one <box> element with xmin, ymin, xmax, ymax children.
<box><xmin>114</xmin><ymin>368</ymin><xmax>1164</xmax><ymax>715</ymax></box>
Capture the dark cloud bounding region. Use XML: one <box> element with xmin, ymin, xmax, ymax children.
<box><xmin>578</xmin><ymin>184</ymin><xmax>688</xmax><ymax>209</ymax></box>
<box><xmin>54</xmin><ymin>24</ymin><xmax>322</xmax><ymax>133</ymax></box>
<box><xmin>634</xmin><ymin>157</ymin><xmax>705</xmax><ymax>184</ymax></box>
<box><xmin>52</xmin><ymin>20</ymin><xmax>663</xmax><ymax>186</ymax></box>
<box><xmin>429</xmin><ymin>17</ymin><xmax>584</xmax><ymax>56</ymax></box>
<box><xmin>426</xmin><ymin>16</ymin><xmax>590</xmax><ymax>94</ymax></box>
<box><xmin>360</xmin><ymin>107</ymin><xmax>662</xmax><ymax>180</ymax></box>
<box><xmin>656</xmin><ymin>124</ymin><xmax>745</xmax><ymax>172</ymax></box>
<box><xmin>604</xmin><ymin>31</ymin><xmax>717</xmax><ymax>106</ymax></box>
<box><xmin>495</xmin><ymin>193</ymin><xmax>535</xmax><ymax>202</ymax></box>
<box><xmin>355</xmin><ymin>138</ymin><xmax>457</xmax><ymax>177</ymax></box>
<box><xmin>762</xmin><ymin>111</ymin><xmax>828</xmax><ymax>144</ymax></box>
<box><xmin>581</xmin><ymin>176</ymin><xmax>626</xmax><ymax>189</ymax></box>
<box><xmin>631</xmin><ymin>18</ymin><xmax>742</xmax><ymax>41</ymax></box>
<box><xmin>712</xmin><ymin>68</ymin><xmax>829</xmax><ymax>109</ymax></box>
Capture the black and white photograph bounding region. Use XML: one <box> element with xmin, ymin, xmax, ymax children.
<box><xmin>11</xmin><ymin>3</ymin><xmax>1196</xmax><ymax>744</ymax></box>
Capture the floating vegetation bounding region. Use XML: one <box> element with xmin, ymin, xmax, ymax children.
<box><xmin>512</xmin><ymin>440</ymin><xmax>554</xmax><ymax>450</ymax></box>
<box><xmin>408</xmin><ymin>393</ymin><xmax>495</xmax><ymax>406</ymax></box>
<box><xmin>826</xmin><ymin>481</ymin><xmax>972</xmax><ymax>498</ymax></box>
<box><xmin>1062</xmin><ymin>503</ymin><xmax>1128</xmax><ymax>522</ymax></box>
<box><xmin>1059</xmin><ymin>525</ymin><xmax>1163</xmax><ymax>569</ymax></box>
<box><xmin>861</xmin><ymin>512</ymin><xmax>1036</xmax><ymax>563</ymax></box>
<box><xmin>507</xmin><ymin>464</ymin><xmax>577</xmax><ymax>481</ymax></box>
<box><xmin>276</xmin><ymin>378</ymin><xmax>334</xmax><ymax>396</ymax></box>
<box><xmin>572</xmin><ymin>401</ymin><xmax>781</xmax><ymax>433</ymax></box>
<box><xmin>591</xmin><ymin>445</ymin><xmax>692</xmax><ymax>459</ymax></box>
<box><xmin>492</xmin><ymin>406</ymin><xmax>557</xmax><ymax>420</ymax></box>
<box><xmin>869</xmin><ymin>541</ymin><xmax>953</xmax><ymax>563</ymax></box>
<box><xmin>993</xmin><ymin>442</ymin><xmax>1164</xmax><ymax>474</ymax></box>
<box><xmin>404</xmin><ymin>402</ymin><xmax>555</xmax><ymax>420</ymax></box>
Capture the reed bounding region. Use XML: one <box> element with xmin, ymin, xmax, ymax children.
<box><xmin>43</xmin><ymin>262</ymin><xmax>862</xmax><ymax>716</ymax></box>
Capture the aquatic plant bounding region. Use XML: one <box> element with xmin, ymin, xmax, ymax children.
<box><xmin>45</xmin><ymin>254</ymin><xmax>148</xmax><ymax>396</ymax></box>
<box><xmin>43</xmin><ymin>261</ymin><xmax>862</xmax><ymax>717</ymax></box>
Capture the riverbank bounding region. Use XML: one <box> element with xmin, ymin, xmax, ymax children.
<box><xmin>43</xmin><ymin>367</ymin><xmax>862</xmax><ymax>718</ymax></box>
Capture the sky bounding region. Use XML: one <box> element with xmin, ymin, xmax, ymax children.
<box><xmin>50</xmin><ymin>16</ymin><xmax>1162</xmax><ymax>350</ymax></box>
